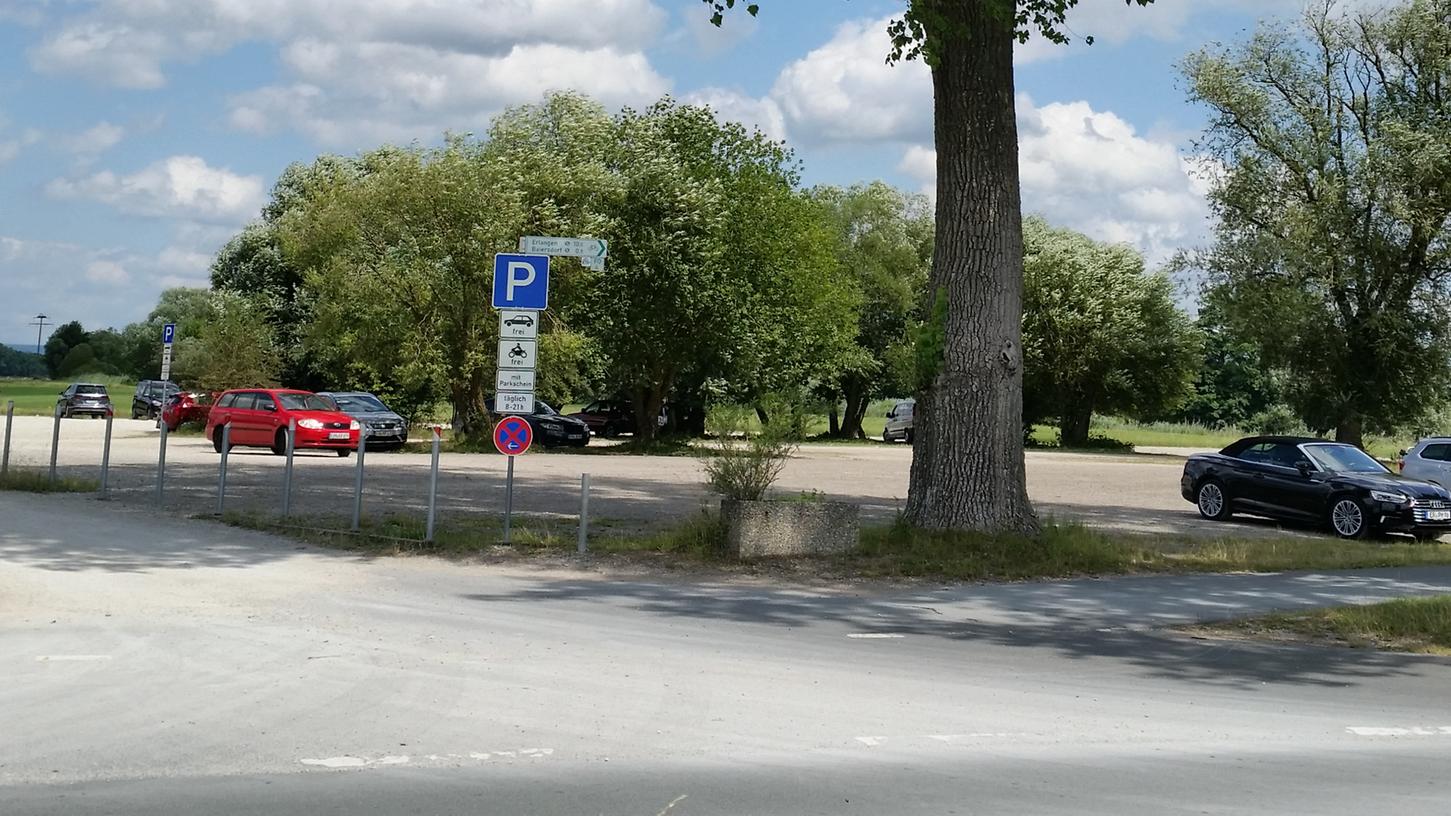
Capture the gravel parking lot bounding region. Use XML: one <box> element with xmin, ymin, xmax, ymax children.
<box><xmin>1</xmin><ymin>416</ymin><xmax>1285</xmax><ymax>539</ymax></box>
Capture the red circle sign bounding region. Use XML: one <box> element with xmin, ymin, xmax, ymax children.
<box><xmin>494</xmin><ymin>415</ymin><xmax>533</xmax><ymax>456</ymax></box>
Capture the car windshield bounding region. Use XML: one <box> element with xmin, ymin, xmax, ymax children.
<box><xmin>535</xmin><ymin>401</ymin><xmax>557</xmax><ymax>415</ymax></box>
<box><xmin>276</xmin><ymin>393</ymin><xmax>335</xmax><ymax>412</ymax></box>
<box><xmin>1302</xmin><ymin>443</ymin><xmax>1388</xmax><ymax>474</ymax></box>
<box><xmin>334</xmin><ymin>394</ymin><xmax>388</xmax><ymax>412</ymax></box>
<box><xmin>77</xmin><ymin>386</ymin><xmax>107</xmax><ymax>395</ymax></box>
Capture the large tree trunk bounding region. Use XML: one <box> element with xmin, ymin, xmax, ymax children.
<box><xmin>903</xmin><ymin>1</ymin><xmax>1039</xmax><ymax>534</ymax></box>
<box><xmin>449</xmin><ymin>369</ymin><xmax>489</xmax><ymax>442</ymax></box>
<box><xmin>838</xmin><ymin>382</ymin><xmax>869</xmax><ymax>439</ymax></box>
<box><xmin>1336</xmin><ymin>415</ymin><xmax>1364</xmax><ymax>449</ymax></box>
<box><xmin>632</xmin><ymin>385</ymin><xmax>667</xmax><ymax>442</ymax></box>
<box><xmin>1059</xmin><ymin>406</ymin><xmax>1092</xmax><ymax>448</ymax></box>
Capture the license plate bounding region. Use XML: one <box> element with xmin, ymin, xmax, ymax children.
<box><xmin>328</xmin><ymin>432</ymin><xmax>350</xmax><ymax>440</ymax></box>
<box><xmin>1429</xmin><ymin>510</ymin><xmax>1450</xmax><ymax>521</ymax></box>
<box><xmin>569</xmin><ymin>433</ymin><xmax>583</xmax><ymax>439</ymax></box>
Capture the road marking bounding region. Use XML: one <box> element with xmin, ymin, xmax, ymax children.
<box><xmin>1347</xmin><ymin>726</ymin><xmax>1451</xmax><ymax>737</ymax></box>
<box><xmin>656</xmin><ymin>794</ymin><xmax>689</xmax><ymax>816</ymax></box>
<box><xmin>855</xmin><ymin>736</ymin><xmax>886</xmax><ymax>746</ymax></box>
<box><xmin>35</xmin><ymin>655</ymin><xmax>112</xmax><ymax>662</ymax></box>
<box><xmin>847</xmin><ymin>633</ymin><xmax>904</xmax><ymax>639</ymax></box>
<box><xmin>300</xmin><ymin>748</ymin><xmax>554</xmax><ymax>770</ymax></box>
<box><xmin>928</xmin><ymin>733</ymin><xmax>1026</xmax><ymax>741</ymax></box>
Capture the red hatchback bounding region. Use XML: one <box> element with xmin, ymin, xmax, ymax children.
<box><xmin>205</xmin><ymin>389</ymin><xmax>360</xmax><ymax>457</ymax></box>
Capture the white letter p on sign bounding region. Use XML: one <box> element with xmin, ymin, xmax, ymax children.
<box><xmin>506</xmin><ymin>261</ymin><xmax>536</xmax><ymax>301</ymax></box>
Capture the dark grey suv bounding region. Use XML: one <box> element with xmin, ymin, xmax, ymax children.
<box><xmin>132</xmin><ymin>380</ymin><xmax>179</xmax><ymax>419</ymax></box>
<box><xmin>319</xmin><ymin>391</ymin><xmax>409</xmax><ymax>450</ymax></box>
<box><xmin>57</xmin><ymin>383</ymin><xmax>113</xmax><ymax>418</ymax></box>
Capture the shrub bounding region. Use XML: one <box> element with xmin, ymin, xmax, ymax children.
<box><xmin>701</xmin><ymin>404</ymin><xmax>796</xmax><ymax>501</ymax></box>
<box><xmin>1249</xmin><ymin>404</ymin><xmax>1301</xmax><ymax>436</ymax></box>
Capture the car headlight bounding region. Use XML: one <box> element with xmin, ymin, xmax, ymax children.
<box><xmin>297</xmin><ymin>418</ymin><xmax>324</xmax><ymax>430</ymax></box>
<box><xmin>1370</xmin><ymin>490</ymin><xmax>1409</xmax><ymax>504</ymax></box>
<box><xmin>350</xmin><ymin>420</ymin><xmax>361</xmax><ymax>430</ymax></box>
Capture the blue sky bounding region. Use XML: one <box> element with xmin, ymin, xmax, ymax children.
<box><xmin>0</xmin><ymin>0</ymin><xmax>1311</xmax><ymax>345</ymax></box>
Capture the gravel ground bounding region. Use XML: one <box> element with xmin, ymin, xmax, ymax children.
<box><xmin>0</xmin><ymin>416</ymin><xmax>1303</xmax><ymax>539</ymax></box>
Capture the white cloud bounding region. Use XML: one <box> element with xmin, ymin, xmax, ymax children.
<box><xmin>677</xmin><ymin>5</ymin><xmax>758</xmax><ymax>57</ymax></box>
<box><xmin>683</xmin><ymin>87</ymin><xmax>787</xmax><ymax>143</ymax></box>
<box><xmin>84</xmin><ymin>259</ymin><xmax>130</xmax><ymax>284</ymax></box>
<box><xmin>62</xmin><ymin>121</ymin><xmax>126</xmax><ymax>156</ymax></box>
<box><xmin>898</xmin><ymin>95</ymin><xmax>1212</xmax><ymax>264</ymax></box>
<box><xmin>46</xmin><ymin>155</ymin><xmax>266</xmax><ymax>224</ymax></box>
<box><xmin>156</xmin><ymin>245</ymin><xmax>213</xmax><ymax>275</ymax></box>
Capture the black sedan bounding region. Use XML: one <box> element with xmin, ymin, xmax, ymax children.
<box><xmin>1181</xmin><ymin>435</ymin><xmax>1451</xmax><ymax>539</ymax></box>
<box><xmin>484</xmin><ymin>397</ymin><xmax>590</xmax><ymax>448</ymax></box>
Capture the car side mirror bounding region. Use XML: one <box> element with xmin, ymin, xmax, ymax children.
<box><xmin>886</xmin><ymin>410</ymin><xmax>896</xmax><ymax>419</ymax></box>
<box><xmin>1295</xmin><ymin>461</ymin><xmax>1314</xmax><ymax>476</ymax></box>
<box><xmin>1399</xmin><ymin>449</ymin><xmax>1408</xmax><ymax>457</ymax></box>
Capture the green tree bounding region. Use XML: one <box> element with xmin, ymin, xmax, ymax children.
<box><xmin>1171</xmin><ymin>304</ymin><xmax>1282</xmax><ymax>430</ymax></box>
<box><xmin>43</xmin><ymin>320</ymin><xmax>88</xmax><ymax>377</ymax></box>
<box><xmin>56</xmin><ymin>343</ymin><xmax>99</xmax><ymax>378</ymax></box>
<box><xmin>1185</xmin><ymin>0</ymin><xmax>1451</xmax><ymax>446</ymax></box>
<box><xmin>171</xmin><ymin>292</ymin><xmax>280</xmax><ymax>392</ymax></box>
<box><xmin>811</xmin><ymin>182</ymin><xmax>933</xmax><ymax>438</ymax></box>
<box><xmin>706</xmin><ymin>0</ymin><xmax>1156</xmax><ymax>533</ymax></box>
<box><xmin>1019</xmin><ymin>219</ymin><xmax>1200</xmax><ymax>444</ymax></box>
<box><xmin>0</xmin><ymin>346</ymin><xmax>46</xmax><ymax>378</ymax></box>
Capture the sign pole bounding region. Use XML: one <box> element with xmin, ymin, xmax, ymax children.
<box><xmin>156</xmin><ymin>418</ymin><xmax>168</xmax><ymax>506</ymax></box>
<box><xmin>503</xmin><ymin>455</ymin><xmax>515</xmax><ymax>545</ymax></box>
<box><xmin>217</xmin><ymin>422</ymin><xmax>231</xmax><ymax>516</ymax></box>
<box><xmin>2</xmin><ymin>400</ymin><xmax>13</xmax><ymax>477</ymax></box>
<box><xmin>48</xmin><ymin>403</ymin><xmax>61</xmax><ymax>486</ymax></box>
<box><xmin>99</xmin><ymin>411</ymin><xmax>113</xmax><ymax>499</ymax></box>
<box><xmin>426</xmin><ymin>426</ymin><xmax>441</xmax><ymax>543</ymax></box>
<box><xmin>282</xmin><ymin>417</ymin><xmax>296</xmax><ymax>517</ymax></box>
<box><xmin>578</xmin><ymin>472</ymin><xmax>590</xmax><ymax>554</ymax></box>
<box><xmin>351</xmin><ymin>427</ymin><xmax>367</xmax><ymax>532</ymax></box>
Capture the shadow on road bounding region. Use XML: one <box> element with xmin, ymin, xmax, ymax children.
<box><xmin>459</xmin><ymin>569</ymin><xmax>1451</xmax><ymax>689</ymax></box>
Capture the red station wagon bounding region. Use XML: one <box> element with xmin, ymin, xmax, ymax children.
<box><xmin>205</xmin><ymin>388</ymin><xmax>360</xmax><ymax>457</ymax></box>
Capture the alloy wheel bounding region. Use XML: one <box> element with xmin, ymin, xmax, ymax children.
<box><xmin>1331</xmin><ymin>499</ymin><xmax>1364</xmax><ymax>537</ymax></box>
<box><xmin>1197</xmin><ymin>482</ymin><xmax>1225</xmax><ymax>518</ymax></box>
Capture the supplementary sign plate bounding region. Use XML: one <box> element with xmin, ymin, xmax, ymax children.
<box><xmin>497</xmin><ymin>339</ymin><xmax>536</xmax><ymax>370</ymax></box>
<box><xmin>519</xmin><ymin>236</ymin><xmax>607</xmax><ymax>260</ymax></box>
<box><xmin>494</xmin><ymin>414</ymin><xmax>533</xmax><ymax>455</ymax></box>
<box><xmin>499</xmin><ymin>310</ymin><xmax>539</xmax><ymax>340</ymax></box>
<box><xmin>496</xmin><ymin>369</ymin><xmax>536</xmax><ymax>391</ymax></box>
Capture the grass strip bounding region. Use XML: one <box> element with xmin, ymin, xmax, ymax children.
<box><xmin>0</xmin><ymin>469</ymin><xmax>99</xmax><ymax>493</ymax></box>
<box><xmin>1198</xmin><ymin>596</ymin><xmax>1451</xmax><ymax>655</ymax></box>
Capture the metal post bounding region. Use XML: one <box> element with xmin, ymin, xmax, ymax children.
<box><xmin>425</xmin><ymin>426</ymin><xmax>441</xmax><ymax>542</ymax></box>
<box><xmin>99</xmin><ymin>412</ymin><xmax>114</xmax><ymax>499</ymax></box>
<box><xmin>217</xmin><ymin>422</ymin><xmax>231</xmax><ymax>516</ymax></box>
<box><xmin>2</xmin><ymin>400</ymin><xmax>13</xmax><ymax>477</ymax></box>
<box><xmin>577</xmin><ymin>472</ymin><xmax>590</xmax><ymax>554</ymax></box>
<box><xmin>503</xmin><ymin>455</ymin><xmax>515</xmax><ymax>544</ymax></box>
<box><xmin>48</xmin><ymin>403</ymin><xmax>61</xmax><ymax>486</ymax></box>
<box><xmin>156</xmin><ymin>416</ymin><xmax>168</xmax><ymax>506</ymax></box>
<box><xmin>351</xmin><ymin>427</ymin><xmax>367</xmax><ymax>532</ymax></box>
<box><xmin>282</xmin><ymin>417</ymin><xmax>296</xmax><ymax>517</ymax></box>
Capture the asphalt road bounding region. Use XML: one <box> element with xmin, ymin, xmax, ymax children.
<box><xmin>0</xmin><ymin>416</ymin><xmax>1293</xmax><ymax>540</ymax></box>
<box><xmin>4</xmin><ymin>493</ymin><xmax>1451</xmax><ymax>814</ymax></box>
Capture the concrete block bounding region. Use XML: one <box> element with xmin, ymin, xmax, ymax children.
<box><xmin>721</xmin><ymin>498</ymin><xmax>860</xmax><ymax>559</ymax></box>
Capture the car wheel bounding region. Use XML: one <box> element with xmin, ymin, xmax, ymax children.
<box><xmin>1329</xmin><ymin>496</ymin><xmax>1370</xmax><ymax>539</ymax></box>
<box><xmin>271</xmin><ymin>429</ymin><xmax>289</xmax><ymax>456</ymax></box>
<box><xmin>212</xmin><ymin>432</ymin><xmax>227</xmax><ymax>454</ymax></box>
<box><xmin>336</xmin><ymin>449</ymin><xmax>351</xmax><ymax>458</ymax></box>
<box><xmin>1196</xmin><ymin>479</ymin><xmax>1232</xmax><ymax>521</ymax></box>
<box><xmin>905</xmin><ymin>429</ymin><xmax>914</xmax><ymax>445</ymax></box>
<box><xmin>131</xmin><ymin>407</ymin><xmax>140</xmax><ymax>419</ymax></box>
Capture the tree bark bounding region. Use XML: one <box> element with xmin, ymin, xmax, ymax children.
<box><xmin>1059</xmin><ymin>406</ymin><xmax>1092</xmax><ymax>447</ymax></box>
<box><xmin>1336</xmin><ymin>415</ymin><xmax>1364</xmax><ymax>449</ymax></box>
<box><xmin>838</xmin><ymin>382</ymin><xmax>869</xmax><ymax>439</ymax></box>
<box><xmin>631</xmin><ymin>384</ymin><xmax>667</xmax><ymax>442</ymax></box>
<box><xmin>828</xmin><ymin>404</ymin><xmax>840</xmax><ymax>436</ymax></box>
<box><xmin>903</xmin><ymin>1</ymin><xmax>1039</xmax><ymax>534</ymax></box>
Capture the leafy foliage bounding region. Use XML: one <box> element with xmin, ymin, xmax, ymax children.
<box><xmin>1185</xmin><ymin>0</ymin><xmax>1451</xmax><ymax>445</ymax></box>
<box><xmin>701</xmin><ymin>403</ymin><xmax>797</xmax><ymax>502</ymax></box>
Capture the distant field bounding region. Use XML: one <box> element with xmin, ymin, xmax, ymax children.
<box><xmin>0</xmin><ymin>376</ymin><xmax>135</xmax><ymax>416</ymax></box>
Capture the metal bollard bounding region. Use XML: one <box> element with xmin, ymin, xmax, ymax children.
<box><xmin>156</xmin><ymin>417</ymin><xmax>169</xmax><ymax>506</ymax></box>
<box><xmin>48</xmin><ymin>403</ymin><xmax>61</xmax><ymax>486</ymax></box>
<box><xmin>578</xmin><ymin>472</ymin><xmax>591</xmax><ymax>554</ymax></box>
<box><xmin>351</xmin><ymin>428</ymin><xmax>367</xmax><ymax>532</ymax></box>
<box><xmin>425</xmin><ymin>426</ymin><xmax>441</xmax><ymax>542</ymax></box>
<box><xmin>99</xmin><ymin>412</ymin><xmax>114</xmax><ymax>499</ymax></box>
<box><xmin>282</xmin><ymin>417</ymin><xmax>296</xmax><ymax>517</ymax></box>
<box><xmin>2</xmin><ymin>399</ymin><xmax>13</xmax><ymax>477</ymax></box>
<box><xmin>216</xmin><ymin>422</ymin><xmax>231</xmax><ymax>515</ymax></box>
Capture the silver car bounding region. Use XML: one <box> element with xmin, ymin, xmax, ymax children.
<box><xmin>1399</xmin><ymin>437</ymin><xmax>1451</xmax><ymax>487</ymax></box>
<box><xmin>882</xmin><ymin>399</ymin><xmax>915</xmax><ymax>443</ymax></box>
<box><xmin>318</xmin><ymin>391</ymin><xmax>409</xmax><ymax>450</ymax></box>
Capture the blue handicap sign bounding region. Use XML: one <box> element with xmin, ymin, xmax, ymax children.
<box><xmin>494</xmin><ymin>415</ymin><xmax>533</xmax><ymax>456</ymax></box>
<box><xmin>492</xmin><ymin>254</ymin><xmax>550</xmax><ymax>310</ymax></box>
<box><xmin>162</xmin><ymin>323</ymin><xmax>176</xmax><ymax>345</ymax></box>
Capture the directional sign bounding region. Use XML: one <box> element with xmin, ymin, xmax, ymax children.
<box><xmin>519</xmin><ymin>236</ymin><xmax>608</xmax><ymax>260</ymax></box>
<box><xmin>498</xmin><ymin>339</ymin><xmax>537</xmax><ymax>370</ymax></box>
<box><xmin>499</xmin><ymin>309</ymin><xmax>539</xmax><ymax>340</ymax></box>
<box><xmin>162</xmin><ymin>323</ymin><xmax>176</xmax><ymax>345</ymax></box>
<box><xmin>495</xmin><ymin>391</ymin><xmax>536</xmax><ymax>417</ymax></box>
<box><xmin>492</xmin><ymin>253</ymin><xmax>550</xmax><ymax>310</ymax></box>
<box><xmin>494</xmin><ymin>415</ymin><xmax>533</xmax><ymax>455</ymax></box>
<box><xmin>496</xmin><ymin>369</ymin><xmax>536</xmax><ymax>391</ymax></box>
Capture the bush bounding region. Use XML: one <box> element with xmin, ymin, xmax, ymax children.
<box><xmin>701</xmin><ymin>404</ymin><xmax>796</xmax><ymax>501</ymax></box>
<box><xmin>1249</xmin><ymin>404</ymin><xmax>1301</xmax><ymax>436</ymax></box>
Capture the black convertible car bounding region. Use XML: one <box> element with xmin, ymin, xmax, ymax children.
<box><xmin>1181</xmin><ymin>436</ymin><xmax>1451</xmax><ymax>539</ymax></box>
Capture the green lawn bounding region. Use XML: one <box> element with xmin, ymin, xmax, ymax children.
<box><xmin>0</xmin><ymin>376</ymin><xmax>135</xmax><ymax>416</ymax></box>
<box><xmin>1200</xmin><ymin>595</ymin><xmax>1451</xmax><ymax>655</ymax></box>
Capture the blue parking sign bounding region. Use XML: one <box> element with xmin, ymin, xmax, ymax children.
<box><xmin>492</xmin><ymin>254</ymin><xmax>550</xmax><ymax>310</ymax></box>
<box><xmin>162</xmin><ymin>323</ymin><xmax>176</xmax><ymax>345</ymax></box>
